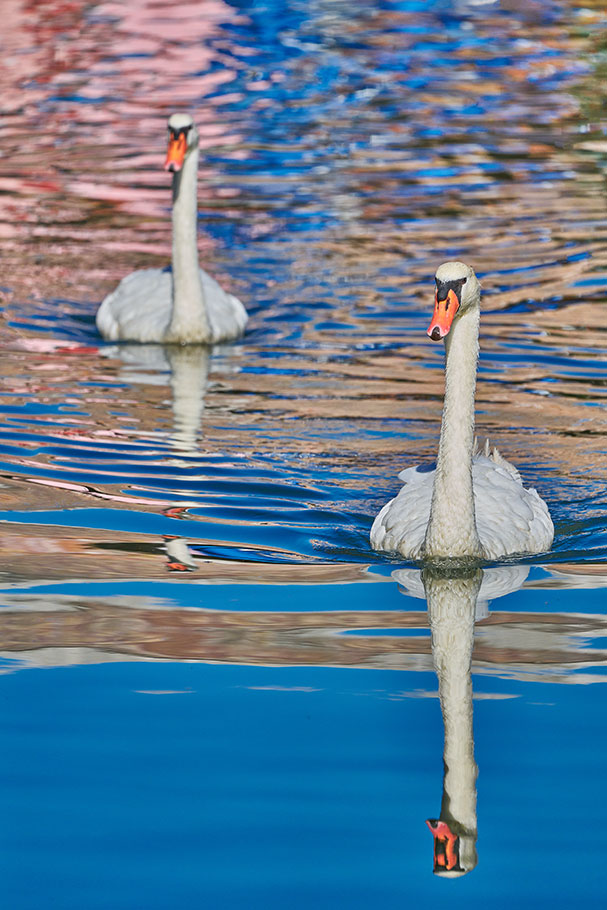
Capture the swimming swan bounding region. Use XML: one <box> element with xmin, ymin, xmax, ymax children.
<box><xmin>370</xmin><ymin>261</ymin><xmax>553</xmax><ymax>561</ymax></box>
<box><xmin>96</xmin><ymin>113</ymin><xmax>247</xmax><ymax>345</ymax></box>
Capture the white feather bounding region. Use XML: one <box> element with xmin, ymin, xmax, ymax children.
<box><xmin>96</xmin><ymin>267</ymin><xmax>247</xmax><ymax>344</ymax></box>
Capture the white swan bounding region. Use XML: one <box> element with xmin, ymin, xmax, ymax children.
<box><xmin>370</xmin><ymin>261</ymin><xmax>553</xmax><ymax>561</ymax></box>
<box><xmin>96</xmin><ymin>113</ymin><xmax>247</xmax><ymax>345</ymax></box>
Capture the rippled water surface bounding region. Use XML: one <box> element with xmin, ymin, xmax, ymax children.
<box><xmin>1</xmin><ymin>1</ymin><xmax>606</xmax><ymax>907</ymax></box>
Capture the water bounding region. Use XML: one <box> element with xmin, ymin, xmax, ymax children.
<box><xmin>0</xmin><ymin>0</ymin><xmax>606</xmax><ymax>906</ymax></box>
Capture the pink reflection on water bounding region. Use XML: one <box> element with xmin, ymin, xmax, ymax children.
<box><xmin>0</xmin><ymin>0</ymin><xmax>252</xmax><ymax>299</ymax></box>
<box><xmin>9</xmin><ymin>338</ymin><xmax>98</xmax><ymax>353</ymax></box>
<box><xmin>86</xmin><ymin>0</ymin><xmax>245</xmax><ymax>116</ymax></box>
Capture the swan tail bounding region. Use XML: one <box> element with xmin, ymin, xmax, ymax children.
<box><xmin>473</xmin><ymin>436</ymin><xmax>521</xmax><ymax>482</ymax></box>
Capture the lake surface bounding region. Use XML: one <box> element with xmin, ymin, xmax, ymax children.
<box><xmin>0</xmin><ymin>1</ymin><xmax>606</xmax><ymax>907</ymax></box>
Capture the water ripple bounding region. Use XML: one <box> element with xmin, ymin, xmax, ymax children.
<box><xmin>0</xmin><ymin>0</ymin><xmax>605</xmax><ymax>581</ymax></box>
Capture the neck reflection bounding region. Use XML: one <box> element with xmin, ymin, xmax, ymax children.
<box><xmin>394</xmin><ymin>563</ymin><xmax>528</xmax><ymax>877</ymax></box>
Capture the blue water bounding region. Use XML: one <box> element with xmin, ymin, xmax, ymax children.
<box><xmin>0</xmin><ymin>0</ymin><xmax>606</xmax><ymax>906</ymax></box>
<box><xmin>1</xmin><ymin>659</ymin><xmax>604</xmax><ymax>909</ymax></box>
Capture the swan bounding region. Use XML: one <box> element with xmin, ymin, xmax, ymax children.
<box><xmin>370</xmin><ymin>261</ymin><xmax>553</xmax><ymax>562</ymax></box>
<box><xmin>96</xmin><ymin>113</ymin><xmax>247</xmax><ymax>345</ymax></box>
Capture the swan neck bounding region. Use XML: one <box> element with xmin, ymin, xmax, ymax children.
<box><xmin>168</xmin><ymin>147</ymin><xmax>209</xmax><ymax>340</ymax></box>
<box><xmin>424</xmin><ymin>303</ymin><xmax>482</xmax><ymax>560</ymax></box>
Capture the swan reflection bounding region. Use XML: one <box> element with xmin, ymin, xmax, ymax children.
<box><xmin>163</xmin><ymin>534</ymin><xmax>199</xmax><ymax>572</ymax></box>
<box><xmin>394</xmin><ymin>564</ymin><xmax>529</xmax><ymax>877</ymax></box>
<box><xmin>105</xmin><ymin>342</ymin><xmax>210</xmax><ymax>454</ymax></box>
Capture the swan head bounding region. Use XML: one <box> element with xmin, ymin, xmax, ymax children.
<box><xmin>165</xmin><ymin>113</ymin><xmax>199</xmax><ymax>173</ymax></box>
<box><xmin>428</xmin><ymin>261</ymin><xmax>480</xmax><ymax>342</ymax></box>
<box><xmin>426</xmin><ymin>818</ymin><xmax>477</xmax><ymax>877</ymax></box>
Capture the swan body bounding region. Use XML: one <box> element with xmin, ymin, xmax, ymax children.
<box><xmin>96</xmin><ymin>267</ymin><xmax>246</xmax><ymax>345</ymax></box>
<box><xmin>96</xmin><ymin>113</ymin><xmax>247</xmax><ymax>345</ymax></box>
<box><xmin>370</xmin><ymin>262</ymin><xmax>553</xmax><ymax>562</ymax></box>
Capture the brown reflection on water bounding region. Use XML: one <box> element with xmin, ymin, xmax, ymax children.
<box><xmin>0</xmin><ymin>520</ymin><xmax>375</xmax><ymax>581</ymax></box>
<box><xmin>1</xmin><ymin>576</ymin><xmax>605</xmax><ymax>681</ymax></box>
<box><xmin>0</xmin><ymin>525</ymin><xmax>605</xmax><ymax>680</ymax></box>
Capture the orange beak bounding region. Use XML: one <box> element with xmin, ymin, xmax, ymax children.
<box><xmin>427</xmin><ymin>289</ymin><xmax>459</xmax><ymax>341</ymax></box>
<box><xmin>426</xmin><ymin>819</ymin><xmax>460</xmax><ymax>871</ymax></box>
<box><xmin>164</xmin><ymin>132</ymin><xmax>187</xmax><ymax>172</ymax></box>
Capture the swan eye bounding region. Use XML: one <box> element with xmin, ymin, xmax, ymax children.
<box><xmin>435</xmin><ymin>276</ymin><xmax>466</xmax><ymax>304</ymax></box>
<box><xmin>450</xmin><ymin>277</ymin><xmax>467</xmax><ymax>298</ymax></box>
<box><xmin>435</xmin><ymin>277</ymin><xmax>467</xmax><ymax>287</ymax></box>
<box><xmin>168</xmin><ymin>125</ymin><xmax>193</xmax><ymax>141</ymax></box>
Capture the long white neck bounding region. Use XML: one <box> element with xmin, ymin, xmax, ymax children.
<box><xmin>165</xmin><ymin>147</ymin><xmax>210</xmax><ymax>343</ymax></box>
<box><xmin>426</xmin><ymin>570</ymin><xmax>479</xmax><ymax>863</ymax></box>
<box><xmin>424</xmin><ymin>301</ymin><xmax>483</xmax><ymax>560</ymax></box>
